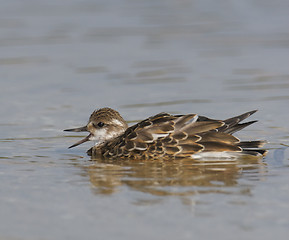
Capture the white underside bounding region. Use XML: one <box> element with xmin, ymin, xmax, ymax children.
<box><xmin>191</xmin><ymin>151</ymin><xmax>244</xmax><ymax>159</ymax></box>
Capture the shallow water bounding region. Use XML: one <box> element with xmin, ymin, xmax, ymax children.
<box><xmin>1</xmin><ymin>0</ymin><xmax>289</xmax><ymax>239</ymax></box>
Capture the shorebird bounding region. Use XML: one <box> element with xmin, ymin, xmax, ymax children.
<box><xmin>64</xmin><ymin>108</ymin><xmax>267</xmax><ymax>160</ymax></box>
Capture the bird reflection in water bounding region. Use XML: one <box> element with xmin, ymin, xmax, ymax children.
<box><xmin>83</xmin><ymin>155</ymin><xmax>267</xmax><ymax>198</ymax></box>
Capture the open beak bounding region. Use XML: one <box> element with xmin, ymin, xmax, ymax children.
<box><xmin>68</xmin><ymin>133</ymin><xmax>92</xmax><ymax>149</ymax></box>
<box><xmin>64</xmin><ymin>126</ymin><xmax>91</xmax><ymax>148</ymax></box>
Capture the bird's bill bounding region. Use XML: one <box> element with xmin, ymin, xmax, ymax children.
<box><xmin>64</xmin><ymin>126</ymin><xmax>87</xmax><ymax>132</ymax></box>
<box><xmin>68</xmin><ymin>134</ymin><xmax>92</xmax><ymax>149</ymax></box>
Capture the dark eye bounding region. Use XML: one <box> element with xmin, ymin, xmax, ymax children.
<box><xmin>97</xmin><ymin>122</ymin><xmax>105</xmax><ymax>127</ymax></box>
<box><xmin>92</xmin><ymin>122</ymin><xmax>105</xmax><ymax>128</ymax></box>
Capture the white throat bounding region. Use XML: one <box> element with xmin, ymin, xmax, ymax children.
<box><xmin>90</xmin><ymin>127</ymin><xmax>124</xmax><ymax>146</ymax></box>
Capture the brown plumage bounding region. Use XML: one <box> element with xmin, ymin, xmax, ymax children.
<box><xmin>64</xmin><ymin>108</ymin><xmax>267</xmax><ymax>160</ymax></box>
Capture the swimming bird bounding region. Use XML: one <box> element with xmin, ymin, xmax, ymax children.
<box><xmin>64</xmin><ymin>108</ymin><xmax>267</xmax><ymax>160</ymax></box>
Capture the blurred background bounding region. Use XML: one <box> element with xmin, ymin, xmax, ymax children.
<box><xmin>0</xmin><ymin>0</ymin><xmax>289</xmax><ymax>240</ymax></box>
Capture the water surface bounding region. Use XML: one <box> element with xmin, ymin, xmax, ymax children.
<box><xmin>0</xmin><ymin>0</ymin><xmax>289</xmax><ymax>239</ymax></box>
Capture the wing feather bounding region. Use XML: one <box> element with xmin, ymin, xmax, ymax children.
<box><xmin>199</xmin><ymin>132</ymin><xmax>240</xmax><ymax>144</ymax></box>
<box><xmin>200</xmin><ymin>141</ymin><xmax>242</xmax><ymax>152</ymax></box>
